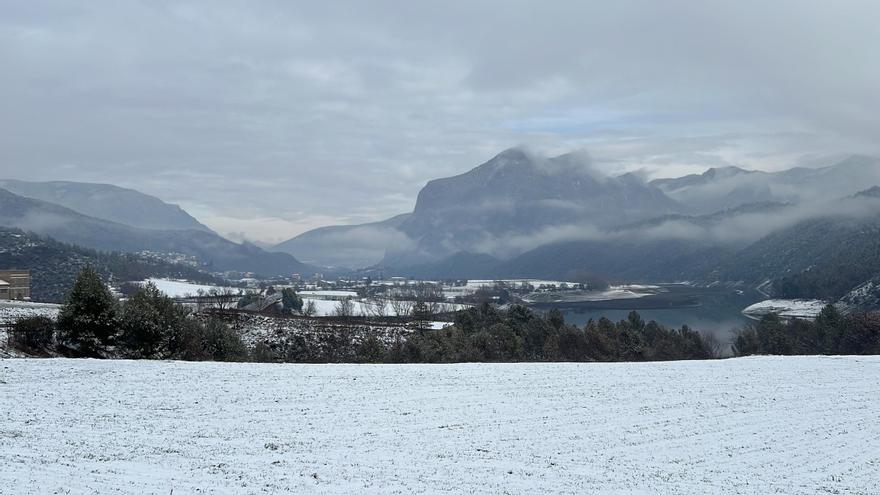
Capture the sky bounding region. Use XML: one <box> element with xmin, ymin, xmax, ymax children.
<box><xmin>1</xmin><ymin>0</ymin><xmax>879</xmax><ymax>244</ymax></box>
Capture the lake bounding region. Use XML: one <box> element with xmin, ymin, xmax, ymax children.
<box><xmin>529</xmin><ymin>284</ymin><xmax>761</xmax><ymax>342</ymax></box>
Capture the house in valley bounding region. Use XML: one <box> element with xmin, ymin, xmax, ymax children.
<box><xmin>0</xmin><ymin>269</ymin><xmax>30</xmax><ymax>300</ymax></box>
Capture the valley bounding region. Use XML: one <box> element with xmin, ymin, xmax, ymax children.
<box><xmin>3</xmin><ymin>4</ymin><xmax>878</xmax><ymax>493</ymax></box>
<box><xmin>2</xmin><ymin>150</ymin><xmax>880</xmax><ymax>346</ymax></box>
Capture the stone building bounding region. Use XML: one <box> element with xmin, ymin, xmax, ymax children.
<box><xmin>0</xmin><ymin>269</ymin><xmax>30</xmax><ymax>300</ymax></box>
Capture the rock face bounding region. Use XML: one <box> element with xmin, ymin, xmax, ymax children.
<box><xmin>387</xmin><ymin>148</ymin><xmax>681</xmax><ymax>264</ymax></box>
<box><xmin>282</xmin><ymin>150</ymin><xmax>880</xmax><ymax>286</ymax></box>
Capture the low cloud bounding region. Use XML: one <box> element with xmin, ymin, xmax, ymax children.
<box><xmin>459</xmin><ymin>194</ymin><xmax>880</xmax><ymax>259</ymax></box>
<box><xmin>2</xmin><ymin>1</ymin><xmax>879</xmax><ymax>241</ymax></box>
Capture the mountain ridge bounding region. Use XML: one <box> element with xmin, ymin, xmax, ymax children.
<box><xmin>0</xmin><ymin>187</ymin><xmax>314</xmax><ymax>277</ymax></box>
<box><xmin>0</xmin><ymin>179</ymin><xmax>213</xmax><ymax>233</ymax></box>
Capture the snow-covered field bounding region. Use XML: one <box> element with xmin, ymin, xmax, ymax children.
<box><xmin>742</xmin><ymin>299</ymin><xmax>828</xmax><ymax>320</ymax></box>
<box><xmin>140</xmin><ymin>279</ymin><xmax>466</xmax><ymax>317</ymax></box>
<box><xmin>140</xmin><ymin>278</ymin><xmax>244</xmax><ymax>298</ymax></box>
<box><xmin>297</xmin><ymin>290</ymin><xmax>359</xmax><ymax>298</ymax></box>
<box><xmin>2</xmin><ymin>357</ymin><xmax>879</xmax><ymax>494</ymax></box>
<box><xmin>0</xmin><ymin>301</ymin><xmax>60</xmax><ymax>324</ymax></box>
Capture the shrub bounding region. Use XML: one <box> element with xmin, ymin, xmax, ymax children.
<box><xmin>9</xmin><ymin>316</ymin><xmax>56</xmax><ymax>351</ymax></box>
<box><xmin>201</xmin><ymin>318</ymin><xmax>249</xmax><ymax>362</ymax></box>
<box><xmin>119</xmin><ymin>283</ymin><xmax>188</xmax><ymax>358</ymax></box>
<box><xmin>355</xmin><ymin>332</ymin><xmax>388</xmax><ymax>363</ymax></box>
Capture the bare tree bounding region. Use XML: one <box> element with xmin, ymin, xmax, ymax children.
<box><xmin>414</xmin><ymin>282</ymin><xmax>444</xmax><ymax>317</ymax></box>
<box><xmin>364</xmin><ymin>297</ymin><xmax>387</xmax><ymax>319</ymax></box>
<box><xmin>196</xmin><ymin>289</ymin><xmax>207</xmax><ymax>313</ymax></box>
<box><xmin>301</xmin><ymin>299</ymin><xmax>318</xmax><ymax>317</ymax></box>
<box><xmin>333</xmin><ymin>298</ymin><xmax>355</xmax><ymax>319</ymax></box>
<box><xmin>412</xmin><ymin>301</ymin><xmax>433</xmax><ymax>330</ymax></box>
<box><xmin>207</xmin><ymin>287</ymin><xmax>237</xmax><ymax>311</ymax></box>
<box><xmin>390</xmin><ymin>297</ymin><xmax>414</xmax><ymax>318</ymax></box>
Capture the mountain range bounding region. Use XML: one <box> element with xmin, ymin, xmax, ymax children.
<box><xmin>651</xmin><ymin>155</ymin><xmax>880</xmax><ymax>213</ymax></box>
<box><xmin>4</xmin><ymin>149</ymin><xmax>880</xmax><ymax>310</ymax></box>
<box><xmin>0</xmin><ymin>180</ymin><xmax>212</xmax><ymax>232</ymax></box>
<box><xmin>0</xmin><ymin>184</ymin><xmax>314</xmax><ymax>277</ymax></box>
<box><xmin>273</xmin><ymin>213</ymin><xmax>411</xmax><ymax>269</ymax></box>
<box><xmin>272</xmin><ymin>149</ymin><xmax>880</xmax><ymax>308</ymax></box>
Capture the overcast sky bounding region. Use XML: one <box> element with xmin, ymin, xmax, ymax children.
<box><xmin>2</xmin><ymin>0</ymin><xmax>879</xmax><ymax>243</ymax></box>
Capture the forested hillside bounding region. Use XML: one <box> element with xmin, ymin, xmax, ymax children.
<box><xmin>0</xmin><ymin>228</ymin><xmax>224</xmax><ymax>302</ymax></box>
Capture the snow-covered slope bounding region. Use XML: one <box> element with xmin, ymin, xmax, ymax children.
<box><xmin>2</xmin><ymin>357</ymin><xmax>878</xmax><ymax>494</ymax></box>
<box><xmin>0</xmin><ymin>301</ymin><xmax>60</xmax><ymax>324</ymax></box>
<box><xmin>742</xmin><ymin>299</ymin><xmax>828</xmax><ymax>320</ymax></box>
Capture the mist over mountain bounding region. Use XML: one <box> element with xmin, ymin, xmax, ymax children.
<box><xmin>712</xmin><ymin>195</ymin><xmax>880</xmax><ymax>297</ymax></box>
<box><xmin>0</xmin><ymin>188</ymin><xmax>312</xmax><ymax>276</ymax></box>
<box><xmin>651</xmin><ymin>155</ymin><xmax>880</xmax><ymax>213</ymax></box>
<box><xmin>285</xmin><ymin>150</ymin><xmax>880</xmax><ymax>301</ymax></box>
<box><xmin>0</xmin><ymin>180</ymin><xmax>212</xmax><ymax>233</ymax></box>
<box><xmin>4</xmin><ymin>146</ymin><xmax>879</xmax><ymax>310</ymax></box>
<box><xmin>385</xmin><ymin>148</ymin><xmax>681</xmax><ymax>265</ymax></box>
<box><xmin>273</xmin><ymin>214</ymin><xmax>411</xmax><ymax>269</ymax></box>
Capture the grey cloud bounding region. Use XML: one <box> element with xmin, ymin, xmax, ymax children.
<box><xmin>1</xmin><ymin>1</ymin><xmax>878</xmax><ymax>241</ymax></box>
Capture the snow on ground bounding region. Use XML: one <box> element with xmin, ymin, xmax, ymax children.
<box><xmin>0</xmin><ymin>301</ymin><xmax>60</xmax><ymax>325</ymax></box>
<box><xmin>0</xmin><ymin>302</ymin><xmax>61</xmax><ymax>357</ymax></box>
<box><xmin>223</xmin><ymin>313</ymin><xmax>413</xmax><ymax>349</ymax></box>
<box><xmin>298</xmin><ymin>290</ymin><xmax>359</xmax><ymax>298</ymax></box>
<box><xmin>522</xmin><ymin>284</ymin><xmax>663</xmax><ymax>304</ymax></box>
<box><xmin>141</xmin><ymin>278</ymin><xmax>244</xmax><ymax>298</ymax></box>
<box><xmin>303</xmin><ymin>298</ymin><xmax>466</xmax><ymax>317</ymax></box>
<box><xmin>742</xmin><ymin>299</ymin><xmax>828</xmax><ymax>320</ymax></box>
<box><xmin>464</xmin><ymin>279</ymin><xmax>572</xmax><ymax>289</ymax></box>
<box><xmin>2</xmin><ymin>356</ymin><xmax>879</xmax><ymax>494</ymax></box>
<box><xmin>572</xmin><ymin>284</ymin><xmax>662</xmax><ymax>301</ymax></box>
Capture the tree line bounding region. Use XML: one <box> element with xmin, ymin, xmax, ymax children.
<box><xmin>385</xmin><ymin>305</ymin><xmax>720</xmax><ymax>363</ymax></box>
<box><xmin>733</xmin><ymin>305</ymin><xmax>880</xmax><ymax>356</ymax></box>
<box><xmin>9</xmin><ymin>267</ymin><xmax>247</xmax><ymax>361</ymax></box>
<box><xmin>10</xmin><ymin>267</ymin><xmax>880</xmax><ymax>363</ymax></box>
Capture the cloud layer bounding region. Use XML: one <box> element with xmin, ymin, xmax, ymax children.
<box><xmin>2</xmin><ymin>1</ymin><xmax>878</xmax><ymax>242</ymax></box>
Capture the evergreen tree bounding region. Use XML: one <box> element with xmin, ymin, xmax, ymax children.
<box><xmin>281</xmin><ymin>288</ymin><xmax>304</xmax><ymax>314</ymax></box>
<box><xmin>355</xmin><ymin>332</ymin><xmax>387</xmax><ymax>363</ymax></box>
<box><xmin>756</xmin><ymin>314</ymin><xmax>791</xmax><ymax>355</ymax></box>
<box><xmin>119</xmin><ymin>282</ymin><xmax>186</xmax><ymax>358</ymax></box>
<box><xmin>56</xmin><ymin>267</ymin><xmax>118</xmax><ymax>356</ymax></box>
<box><xmin>201</xmin><ymin>318</ymin><xmax>248</xmax><ymax>361</ymax></box>
<box><xmin>731</xmin><ymin>325</ymin><xmax>760</xmax><ymax>356</ymax></box>
<box><xmin>412</xmin><ymin>301</ymin><xmax>432</xmax><ymax>329</ymax></box>
<box><xmin>814</xmin><ymin>304</ymin><xmax>843</xmax><ymax>353</ymax></box>
<box><xmin>547</xmin><ymin>308</ymin><xmax>565</xmax><ymax>330</ymax></box>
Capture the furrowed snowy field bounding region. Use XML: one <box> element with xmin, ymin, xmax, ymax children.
<box><xmin>2</xmin><ymin>357</ymin><xmax>879</xmax><ymax>494</ymax></box>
